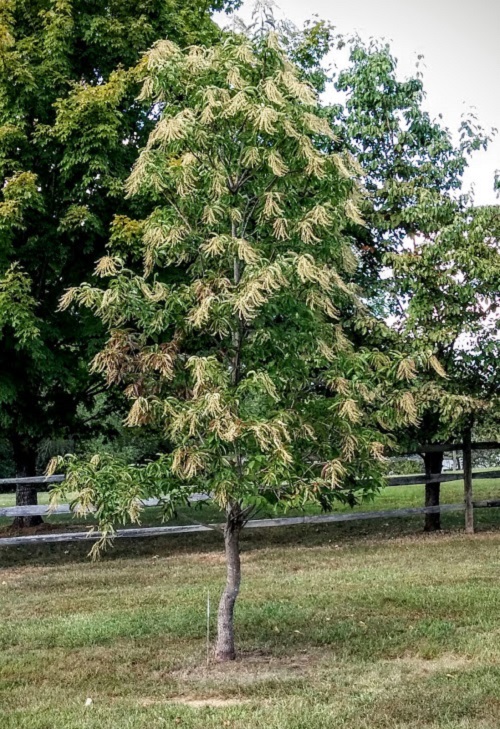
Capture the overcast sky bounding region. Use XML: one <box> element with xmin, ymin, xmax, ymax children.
<box><xmin>216</xmin><ymin>0</ymin><xmax>500</xmax><ymax>205</ymax></box>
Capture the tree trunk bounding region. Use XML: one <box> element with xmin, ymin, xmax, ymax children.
<box><xmin>13</xmin><ymin>480</ymin><xmax>43</xmax><ymax>529</ymax></box>
<box><xmin>215</xmin><ymin>503</ymin><xmax>243</xmax><ymax>662</ymax></box>
<box><xmin>11</xmin><ymin>442</ymin><xmax>43</xmax><ymax>529</ymax></box>
<box><xmin>424</xmin><ymin>451</ymin><xmax>443</xmax><ymax>532</ymax></box>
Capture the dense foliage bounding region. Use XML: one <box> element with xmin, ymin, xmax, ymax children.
<box><xmin>336</xmin><ymin>39</ymin><xmax>500</xmax><ymax>442</ymax></box>
<box><xmin>335</xmin><ymin>39</ymin><xmax>488</xmax><ymax>295</ymax></box>
<box><xmin>0</xmin><ymin>0</ymin><xmax>237</xmax><ymax>480</ymax></box>
<box><xmin>50</xmin><ymin>31</ymin><xmax>435</xmax><ymax>658</ymax></box>
<box><xmin>334</xmin><ymin>38</ymin><xmax>500</xmax><ymax>528</ymax></box>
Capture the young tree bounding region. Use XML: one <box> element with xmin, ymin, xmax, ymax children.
<box><xmin>0</xmin><ymin>0</ymin><xmax>237</xmax><ymax>522</ymax></box>
<box><xmin>55</xmin><ymin>32</ymin><xmax>423</xmax><ymax>660</ymax></box>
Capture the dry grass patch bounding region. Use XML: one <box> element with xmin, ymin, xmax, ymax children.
<box><xmin>141</xmin><ymin>696</ymin><xmax>252</xmax><ymax>708</ymax></box>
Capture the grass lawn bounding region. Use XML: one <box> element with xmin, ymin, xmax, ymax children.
<box><xmin>2</xmin><ymin>479</ymin><xmax>500</xmax><ymax>727</ymax></box>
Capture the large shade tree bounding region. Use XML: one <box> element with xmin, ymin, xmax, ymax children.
<box><xmin>53</xmin><ymin>32</ymin><xmax>426</xmax><ymax>660</ymax></box>
<box><xmin>334</xmin><ymin>38</ymin><xmax>488</xmax><ymax>296</ymax></box>
<box><xmin>335</xmin><ymin>39</ymin><xmax>499</xmax><ymax>529</ymax></box>
<box><xmin>0</xmin><ymin>0</ymin><xmax>238</xmax><ymax>524</ymax></box>
<box><xmin>388</xmin><ymin>203</ymin><xmax>500</xmax><ymax>485</ymax></box>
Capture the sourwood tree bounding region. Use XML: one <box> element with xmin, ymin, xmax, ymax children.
<box><xmin>52</xmin><ymin>32</ymin><xmax>426</xmax><ymax>660</ymax></box>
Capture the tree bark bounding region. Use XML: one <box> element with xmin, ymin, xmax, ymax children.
<box><xmin>424</xmin><ymin>451</ymin><xmax>443</xmax><ymax>532</ymax></box>
<box><xmin>13</xmin><ymin>480</ymin><xmax>43</xmax><ymax>529</ymax></box>
<box><xmin>11</xmin><ymin>442</ymin><xmax>43</xmax><ymax>529</ymax></box>
<box><xmin>215</xmin><ymin>503</ymin><xmax>243</xmax><ymax>662</ymax></box>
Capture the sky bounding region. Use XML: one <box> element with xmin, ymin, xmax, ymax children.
<box><xmin>216</xmin><ymin>0</ymin><xmax>500</xmax><ymax>205</ymax></box>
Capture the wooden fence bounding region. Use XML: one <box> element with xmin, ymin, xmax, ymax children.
<box><xmin>0</xmin><ymin>440</ymin><xmax>499</xmax><ymax>547</ymax></box>
<box><xmin>2</xmin><ymin>501</ymin><xmax>500</xmax><ymax>548</ymax></box>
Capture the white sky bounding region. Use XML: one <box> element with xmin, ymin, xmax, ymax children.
<box><xmin>216</xmin><ymin>0</ymin><xmax>500</xmax><ymax>205</ymax></box>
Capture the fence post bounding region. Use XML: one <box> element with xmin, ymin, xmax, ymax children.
<box><xmin>463</xmin><ymin>429</ymin><xmax>474</xmax><ymax>534</ymax></box>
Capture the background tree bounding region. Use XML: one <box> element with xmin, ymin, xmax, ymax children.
<box><xmin>334</xmin><ymin>38</ymin><xmax>489</xmax><ymax>296</ymax></box>
<box><xmin>0</xmin><ymin>0</ymin><xmax>238</xmax><ymax>524</ymax></box>
<box><xmin>53</xmin><ymin>32</ymin><xmax>424</xmax><ymax>661</ymax></box>
<box><xmin>334</xmin><ymin>38</ymin><xmax>499</xmax><ymax>529</ymax></box>
<box><xmin>388</xmin><ymin>203</ymin><xmax>500</xmax><ymax>485</ymax></box>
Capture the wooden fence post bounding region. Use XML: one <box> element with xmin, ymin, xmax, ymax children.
<box><xmin>463</xmin><ymin>429</ymin><xmax>474</xmax><ymax>534</ymax></box>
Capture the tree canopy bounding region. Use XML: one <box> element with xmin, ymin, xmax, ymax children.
<box><xmin>334</xmin><ymin>37</ymin><xmax>500</xmax><ymax>528</ymax></box>
<box><xmin>336</xmin><ymin>38</ymin><xmax>499</xmax><ymax>438</ymax></box>
<box><xmin>52</xmin><ymin>30</ymin><xmax>430</xmax><ymax>659</ymax></box>
<box><xmin>0</xmin><ymin>0</ymin><xmax>238</xmax><ymax>481</ymax></box>
<box><xmin>335</xmin><ymin>39</ymin><xmax>489</xmax><ymax>296</ymax></box>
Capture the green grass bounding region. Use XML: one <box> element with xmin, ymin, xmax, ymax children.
<box><xmin>2</xmin><ymin>479</ymin><xmax>500</xmax><ymax>727</ymax></box>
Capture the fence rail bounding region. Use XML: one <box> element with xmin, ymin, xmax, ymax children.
<box><xmin>2</xmin><ymin>469</ymin><xmax>500</xmax><ymax>518</ymax></box>
<box><xmin>386</xmin><ymin>469</ymin><xmax>500</xmax><ymax>486</ymax></box>
<box><xmin>415</xmin><ymin>441</ymin><xmax>500</xmax><ymax>453</ymax></box>
<box><xmin>1</xmin><ymin>444</ymin><xmax>500</xmax><ymax>546</ymax></box>
<box><xmin>2</xmin><ymin>500</ymin><xmax>500</xmax><ymax>547</ymax></box>
<box><xmin>0</xmin><ymin>475</ymin><xmax>64</xmax><ymax>486</ymax></box>
<box><xmin>0</xmin><ymin>493</ymin><xmax>210</xmax><ymax>518</ymax></box>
